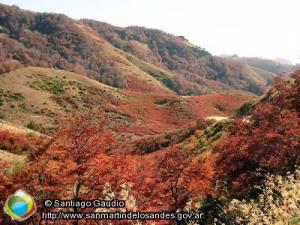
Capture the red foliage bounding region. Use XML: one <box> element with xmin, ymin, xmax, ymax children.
<box><xmin>0</xmin><ymin>130</ymin><xmax>45</xmax><ymax>154</ymax></box>
<box><xmin>0</xmin><ymin>164</ymin><xmax>12</xmax><ymax>223</ymax></box>
<box><xmin>129</xmin><ymin>147</ymin><xmax>215</xmax><ymax>213</ymax></box>
<box><xmin>0</xmin><ymin>116</ymin><xmax>217</xmax><ymax>225</ymax></box>
<box><xmin>37</xmin><ymin>113</ymin><xmax>115</xmax><ymax>199</ymax></box>
<box><xmin>187</xmin><ymin>158</ymin><xmax>215</xmax><ymax>198</ymax></box>
<box><xmin>216</xmin><ymin>74</ymin><xmax>300</xmax><ymax>192</ymax></box>
<box><xmin>0</xmin><ymin>113</ymin><xmax>116</xmax><ymax>224</ymax></box>
<box><xmin>125</xmin><ymin>75</ymin><xmax>169</xmax><ymax>94</ymax></box>
<box><xmin>155</xmin><ymin>149</ymin><xmax>191</xmax><ymax>211</ymax></box>
<box><xmin>115</xmin><ymin>91</ymin><xmax>251</xmax><ymax>139</ymax></box>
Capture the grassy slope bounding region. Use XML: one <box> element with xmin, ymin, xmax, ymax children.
<box><xmin>0</xmin><ymin>67</ymin><xmax>119</xmax><ymax>132</ymax></box>
<box><xmin>0</xmin><ymin>67</ymin><xmax>253</xmax><ymax>138</ymax></box>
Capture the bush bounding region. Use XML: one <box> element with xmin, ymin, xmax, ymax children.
<box><xmin>216</xmin><ymin>75</ymin><xmax>300</xmax><ymax>193</ymax></box>
<box><xmin>225</xmin><ymin>169</ymin><xmax>300</xmax><ymax>225</ymax></box>
<box><xmin>26</xmin><ymin>121</ymin><xmax>42</xmax><ymax>132</ymax></box>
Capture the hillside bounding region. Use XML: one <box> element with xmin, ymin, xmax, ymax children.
<box><xmin>1</xmin><ymin>3</ymin><xmax>299</xmax><ymax>224</ymax></box>
<box><xmin>83</xmin><ymin>20</ymin><xmax>277</xmax><ymax>95</ymax></box>
<box><xmin>0</xmin><ymin>67</ymin><xmax>253</xmax><ymax>137</ymax></box>
<box><xmin>0</xmin><ymin>70</ymin><xmax>298</xmax><ymax>224</ymax></box>
<box><xmin>0</xmin><ymin>3</ymin><xmax>275</xmax><ymax>96</ymax></box>
<box><xmin>221</xmin><ymin>55</ymin><xmax>297</xmax><ymax>75</ymax></box>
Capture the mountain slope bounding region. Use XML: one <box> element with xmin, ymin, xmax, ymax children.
<box><xmin>0</xmin><ymin>67</ymin><xmax>253</xmax><ymax>136</ymax></box>
<box><xmin>221</xmin><ymin>55</ymin><xmax>297</xmax><ymax>75</ymax></box>
<box><xmin>82</xmin><ymin>19</ymin><xmax>277</xmax><ymax>95</ymax></box>
<box><xmin>0</xmin><ymin>3</ymin><xmax>275</xmax><ymax>96</ymax></box>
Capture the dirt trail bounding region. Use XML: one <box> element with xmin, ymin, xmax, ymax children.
<box><xmin>206</xmin><ymin>116</ymin><xmax>228</xmax><ymax>122</ymax></box>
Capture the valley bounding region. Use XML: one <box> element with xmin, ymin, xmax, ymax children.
<box><xmin>0</xmin><ymin>3</ymin><xmax>299</xmax><ymax>225</ymax></box>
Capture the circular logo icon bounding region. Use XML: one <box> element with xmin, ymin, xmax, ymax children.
<box><xmin>3</xmin><ymin>189</ymin><xmax>37</xmax><ymax>221</ymax></box>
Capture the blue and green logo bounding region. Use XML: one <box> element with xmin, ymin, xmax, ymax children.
<box><xmin>3</xmin><ymin>189</ymin><xmax>37</xmax><ymax>221</ymax></box>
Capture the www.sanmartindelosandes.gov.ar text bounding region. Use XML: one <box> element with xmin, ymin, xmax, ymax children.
<box><xmin>41</xmin><ymin>211</ymin><xmax>205</xmax><ymax>221</ymax></box>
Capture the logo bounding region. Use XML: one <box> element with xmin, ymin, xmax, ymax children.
<box><xmin>3</xmin><ymin>189</ymin><xmax>37</xmax><ymax>221</ymax></box>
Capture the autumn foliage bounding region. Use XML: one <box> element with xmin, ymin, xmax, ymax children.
<box><xmin>2</xmin><ymin>3</ymin><xmax>300</xmax><ymax>225</ymax></box>
<box><xmin>1</xmin><ymin>73</ymin><xmax>298</xmax><ymax>224</ymax></box>
<box><xmin>0</xmin><ymin>112</ymin><xmax>215</xmax><ymax>224</ymax></box>
<box><xmin>216</xmin><ymin>73</ymin><xmax>300</xmax><ymax>193</ymax></box>
<box><xmin>0</xmin><ymin>130</ymin><xmax>39</xmax><ymax>153</ymax></box>
<box><xmin>0</xmin><ymin>4</ymin><xmax>273</xmax><ymax>96</ymax></box>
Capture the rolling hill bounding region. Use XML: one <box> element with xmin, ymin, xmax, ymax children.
<box><xmin>0</xmin><ymin>67</ymin><xmax>253</xmax><ymax>137</ymax></box>
<box><xmin>0</xmin><ymin>3</ymin><xmax>299</xmax><ymax>224</ymax></box>
<box><xmin>221</xmin><ymin>55</ymin><xmax>297</xmax><ymax>75</ymax></box>
<box><xmin>0</xmin><ymin>3</ymin><xmax>275</xmax><ymax>96</ymax></box>
<box><xmin>83</xmin><ymin>20</ymin><xmax>276</xmax><ymax>95</ymax></box>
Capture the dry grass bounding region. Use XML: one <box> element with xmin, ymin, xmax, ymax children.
<box><xmin>0</xmin><ymin>119</ymin><xmax>40</xmax><ymax>135</ymax></box>
<box><xmin>0</xmin><ymin>67</ymin><xmax>123</xmax><ymax>132</ymax></box>
<box><xmin>0</xmin><ymin>150</ymin><xmax>26</xmax><ymax>174</ymax></box>
<box><xmin>0</xmin><ymin>67</ymin><xmax>254</xmax><ymax>140</ymax></box>
<box><xmin>0</xmin><ymin>150</ymin><xmax>26</xmax><ymax>165</ymax></box>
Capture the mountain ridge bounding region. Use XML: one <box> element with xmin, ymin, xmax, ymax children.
<box><xmin>220</xmin><ymin>55</ymin><xmax>297</xmax><ymax>75</ymax></box>
<box><xmin>0</xmin><ymin>3</ymin><xmax>276</xmax><ymax>96</ymax></box>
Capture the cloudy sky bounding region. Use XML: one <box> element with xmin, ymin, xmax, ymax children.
<box><xmin>1</xmin><ymin>0</ymin><xmax>300</xmax><ymax>64</ymax></box>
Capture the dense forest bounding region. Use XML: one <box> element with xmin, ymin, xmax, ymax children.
<box><xmin>0</xmin><ymin>4</ymin><xmax>276</xmax><ymax>96</ymax></box>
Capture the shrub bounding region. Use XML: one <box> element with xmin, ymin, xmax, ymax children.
<box><xmin>26</xmin><ymin>121</ymin><xmax>43</xmax><ymax>132</ymax></box>
<box><xmin>225</xmin><ymin>169</ymin><xmax>300</xmax><ymax>225</ymax></box>
<box><xmin>216</xmin><ymin>75</ymin><xmax>300</xmax><ymax>193</ymax></box>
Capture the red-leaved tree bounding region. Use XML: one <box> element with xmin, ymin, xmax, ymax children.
<box><xmin>216</xmin><ymin>73</ymin><xmax>300</xmax><ymax>193</ymax></box>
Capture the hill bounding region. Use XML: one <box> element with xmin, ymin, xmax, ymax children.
<box><xmin>83</xmin><ymin>20</ymin><xmax>277</xmax><ymax>95</ymax></box>
<box><xmin>1</xmin><ymin>3</ymin><xmax>299</xmax><ymax>224</ymax></box>
<box><xmin>221</xmin><ymin>55</ymin><xmax>297</xmax><ymax>75</ymax></box>
<box><xmin>0</xmin><ymin>67</ymin><xmax>253</xmax><ymax>137</ymax></box>
<box><xmin>0</xmin><ymin>71</ymin><xmax>298</xmax><ymax>223</ymax></box>
<box><xmin>0</xmin><ymin>3</ymin><xmax>276</xmax><ymax>96</ymax></box>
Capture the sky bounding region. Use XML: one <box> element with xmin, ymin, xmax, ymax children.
<box><xmin>1</xmin><ymin>0</ymin><xmax>300</xmax><ymax>64</ymax></box>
